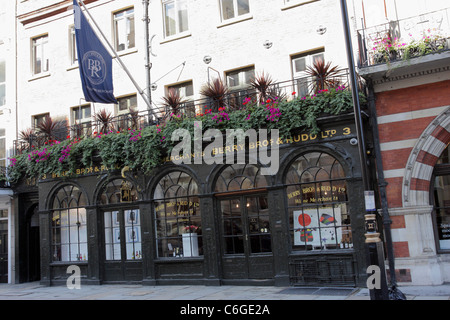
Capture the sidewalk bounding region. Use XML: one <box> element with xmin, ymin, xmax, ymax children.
<box><xmin>0</xmin><ymin>281</ymin><xmax>449</xmax><ymax>300</ymax></box>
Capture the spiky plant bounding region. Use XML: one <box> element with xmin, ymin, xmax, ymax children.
<box><xmin>36</xmin><ymin>115</ymin><xmax>63</xmax><ymax>145</ymax></box>
<box><xmin>199</xmin><ymin>78</ymin><xmax>229</xmax><ymax>112</ymax></box>
<box><xmin>18</xmin><ymin>128</ymin><xmax>35</xmax><ymax>152</ymax></box>
<box><xmin>128</xmin><ymin>107</ymin><xmax>140</xmax><ymax>130</ymax></box>
<box><xmin>94</xmin><ymin>109</ymin><xmax>113</xmax><ymax>134</ymax></box>
<box><xmin>161</xmin><ymin>88</ymin><xmax>187</xmax><ymax>117</ymax></box>
<box><xmin>305</xmin><ymin>59</ymin><xmax>342</xmax><ymax>94</ymax></box>
<box><xmin>250</xmin><ymin>71</ymin><xmax>275</xmax><ymax>104</ymax></box>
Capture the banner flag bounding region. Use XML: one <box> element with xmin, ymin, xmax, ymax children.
<box><xmin>73</xmin><ymin>0</ymin><xmax>117</xmax><ymax>104</ymax></box>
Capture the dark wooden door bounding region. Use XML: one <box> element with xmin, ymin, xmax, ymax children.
<box><xmin>219</xmin><ymin>195</ymin><xmax>273</xmax><ymax>280</ymax></box>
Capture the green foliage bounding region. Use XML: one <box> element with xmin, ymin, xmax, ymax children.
<box><xmin>6</xmin><ymin>88</ymin><xmax>363</xmax><ymax>183</ymax></box>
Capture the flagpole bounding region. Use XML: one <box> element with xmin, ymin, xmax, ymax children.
<box><xmin>143</xmin><ymin>0</ymin><xmax>153</xmax><ymax>121</ymax></box>
<box><xmin>77</xmin><ymin>0</ymin><xmax>155</xmax><ymax>118</ymax></box>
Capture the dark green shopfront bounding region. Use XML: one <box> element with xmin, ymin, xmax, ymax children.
<box><xmin>14</xmin><ymin>115</ymin><xmax>370</xmax><ymax>287</ymax></box>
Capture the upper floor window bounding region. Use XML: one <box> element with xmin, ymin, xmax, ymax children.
<box><xmin>0</xmin><ymin>60</ymin><xmax>5</xmax><ymax>106</ymax></box>
<box><xmin>116</xmin><ymin>94</ymin><xmax>137</xmax><ymax>115</ymax></box>
<box><xmin>32</xmin><ymin>113</ymin><xmax>50</xmax><ymax>129</ymax></box>
<box><xmin>71</xmin><ymin>104</ymin><xmax>91</xmax><ymax>138</ymax></box>
<box><xmin>291</xmin><ymin>48</ymin><xmax>324</xmax><ymax>97</ymax></box>
<box><xmin>226</xmin><ymin>66</ymin><xmax>254</xmax><ymax>91</ymax></box>
<box><xmin>166</xmin><ymin>81</ymin><xmax>195</xmax><ymax>116</ymax></box>
<box><xmin>163</xmin><ymin>0</ymin><xmax>189</xmax><ymax>37</ymax></box>
<box><xmin>220</xmin><ymin>0</ymin><xmax>250</xmax><ymax>21</ymax></box>
<box><xmin>114</xmin><ymin>8</ymin><xmax>135</xmax><ymax>51</ymax></box>
<box><xmin>32</xmin><ymin>35</ymin><xmax>49</xmax><ymax>75</ymax></box>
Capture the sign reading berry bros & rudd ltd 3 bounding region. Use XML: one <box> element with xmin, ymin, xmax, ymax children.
<box><xmin>39</xmin><ymin>123</ymin><xmax>354</xmax><ymax>181</ymax></box>
<box><xmin>166</xmin><ymin>122</ymin><xmax>354</xmax><ymax>175</ymax></box>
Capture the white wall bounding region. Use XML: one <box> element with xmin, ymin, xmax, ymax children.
<box><xmin>15</xmin><ymin>0</ymin><xmax>351</xmax><ymax>131</ymax></box>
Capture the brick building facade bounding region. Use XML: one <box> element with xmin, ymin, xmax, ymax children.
<box><xmin>360</xmin><ymin>52</ymin><xmax>450</xmax><ymax>285</ymax></box>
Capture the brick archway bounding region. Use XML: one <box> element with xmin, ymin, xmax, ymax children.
<box><xmin>403</xmin><ymin>107</ymin><xmax>450</xmax><ymax>207</ymax></box>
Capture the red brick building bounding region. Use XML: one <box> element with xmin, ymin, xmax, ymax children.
<box><xmin>360</xmin><ymin>52</ymin><xmax>450</xmax><ymax>285</ymax></box>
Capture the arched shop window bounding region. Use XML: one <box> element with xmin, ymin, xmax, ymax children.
<box><xmin>285</xmin><ymin>152</ymin><xmax>350</xmax><ymax>251</ymax></box>
<box><xmin>99</xmin><ymin>179</ymin><xmax>142</xmax><ymax>260</ymax></box>
<box><xmin>214</xmin><ymin>164</ymin><xmax>268</xmax><ymax>192</ymax></box>
<box><xmin>432</xmin><ymin>144</ymin><xmax>450</xmax><ymax>252</ymax></box>
<box><xmin>51</xmin><ymin>185</ymin><xmax>88</xmax><ymax>262</ymax></box>
<box><xmin>153</xmin><ymin>171</ymin><xmax>201</xmax><ymax>258</ymax></box>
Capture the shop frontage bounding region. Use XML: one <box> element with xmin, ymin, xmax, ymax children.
<box><xmin>16</xmin><ymin>114</ymin><xmax>369</xmax><ymax>287</ymax></box>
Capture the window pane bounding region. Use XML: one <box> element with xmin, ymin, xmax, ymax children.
<box><xmin>127</xmin><ymin>15</ymin><xmax>135</xmax><ymax>49</ymax></box>
<box><xmin>178</xmin><ymin>0</ymin><xmax>189</xmax><ymax>33</ymax></box>
<box><xmin>237</xmin><ymin>0</ymin><xmax>250</xmax><ymax>15</ymax></box>
<box><xmin>0</xmin><ymin>60</ymin><xmax>5</xmax><ymax>82</ymax></box>
<box><xmin>34</xmin><ymin>43</ymin><xmax>41</xmax><ymax>74</ymax></box>
<box><xmin>0</xmin><ymin>84</ymin><xmax>4</xmax><ymax>107</ymax></box>
<box><xmin>114</xmin><ymin>9</ymin><xmax>135</xmax><ymax>51</ymax></box>
<box><xmin>115</xmin><ymin>18</ymin><xmax>126</xmax><ymax>50</ymax></box>
<box><xmin>294</xmin><ymin>58</ymin><xmax>306</xmax><ymax>73</ymax></box>
<box><xmin>104</xmin><ymin>211</ymin><xmax>121</xmax><ymax>260</ymax></box>
<box><xmin>164</xmin><ymin>2</ymin><xmax>176</xmax><ymax>37</ymax></box>
<box><xmin>125</xmin><ymin>209</ymin><xmax>141</xmax><ymax>260</ymax></box>
<box><xmin>221</xmin><ymin>0</ymin><xmax>235</xmax><ymax>20</ymax></box>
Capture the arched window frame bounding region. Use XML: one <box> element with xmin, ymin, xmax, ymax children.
<box><xmin>51</xmin><ymin>184</ymin><xmax>88</xmax><ymax>262</ymax></box>
<box><xmin>214</xmin><ymin>163</ymin><xmax>268</xmax><ymax>194</ymax></box>
<box><xmin>284</xmin><ymin>151</ymin><xmax>351</xmax><ymax>251</ymax></box>
<box><xmin>153</xmin><ymin>170</ymin><xmax>201</xmax><ymax>258</ymax></box>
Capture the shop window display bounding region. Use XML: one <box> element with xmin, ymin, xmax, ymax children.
<box><xmin>51</xmin><ymin>185</ymin><xmax>88</xmax><ymax>262</ymax></box>
<box><xmin>153</xmin><ymin>171</ymin><xmax>201</xmax><ymax>258</ymax></box>
<box><xmin>285</xmin><ymin>152</ymin><xmax>351</xmax><ymax>251</ymax></box>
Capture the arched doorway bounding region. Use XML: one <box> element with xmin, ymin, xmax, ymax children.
<box><xmin>213</xmin><ymin>164</ymin><xmax>273</xmax><ymax>282</ymax></box>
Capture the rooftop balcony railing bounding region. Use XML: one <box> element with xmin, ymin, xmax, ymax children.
<box><xmin>357</xmin><ymin>7</ymin><xmax>450</xmax><ymax>67</ymax></box>
<box><xmin>13</xmin><ymin>68</ymin><xmax>353</xmax><ymax>156</ymax></box>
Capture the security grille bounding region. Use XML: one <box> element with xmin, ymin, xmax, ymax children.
<box><xmin>289</xmin><ymin>256</ymin><xmax>357</xmax><ymax>286</ymax></box>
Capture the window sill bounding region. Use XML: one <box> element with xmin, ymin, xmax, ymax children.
<box><xmin>155</xmin><ymin>256</ymin><xmax>204</xmax><ymax>262</ymax></box>
<box><xmin>281</xmin><ymin>0</ymin><xmax>319</xmax><ymax>11</ymax></box>
<box><xmin>160</xmin><ymin>32</ymin><xmax>192</xmax><ymax>44</ymax></box>
<box><xmin>67</xmin><ymin>63</ymin><xmax>78</xmax><ymax>71</ymax></box>
<box><xmin>217</xmin><ymin>14</ymin><xmax>253</xmax><ymax>28</ymax></box>
<box><xmin>28</xmin><ymin>71</ymin><xmax>50</xmax><ymax>82</ymax></box>
<box><xmin>50</xmin><ymin>261</ymin><xmax>88</xmax><ymax>266</ymax></box>
<box><xmin>114</xmin><ymin>47</ymin><xmax>138</xmax><ymax>57</ymax></box>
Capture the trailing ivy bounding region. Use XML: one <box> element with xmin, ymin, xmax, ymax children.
<box><xmin>6</xmin><ymin>88</ymin><xmax>365</xmax><ymax>183</ymax></box>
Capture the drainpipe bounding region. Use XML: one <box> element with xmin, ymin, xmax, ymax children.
<box><xmin>366</xmin><ymin>79</ymin><xmax>406</xmax><ymax>300</ymax></box>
